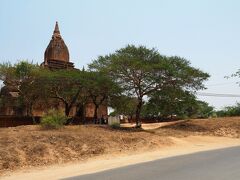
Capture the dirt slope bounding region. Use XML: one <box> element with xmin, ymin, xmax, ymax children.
<box><xmin>156</xmin><ymin>117</ymin><xmax>240</xmax><ymax>138</ymax></box>
<box><xmin>0</xmin><ymin>125</ymin><xmax>170</xmax><ymax>174</ymax></box>
<box><xmin>0</xmin><ymin>117</ymin><xmax>240</xmax><ymax>175</ymax></box>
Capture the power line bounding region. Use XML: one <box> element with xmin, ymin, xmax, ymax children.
<box><xmin>205</xmin><ymin>82</ymin><xmax>239</xmax><ymax>87</ymax></box>
<box><xmin>197</xmin><ymin>92</ymin><xmax>240</xmax><ymax>98</ymax></box>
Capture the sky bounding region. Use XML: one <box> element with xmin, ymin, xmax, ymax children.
<box><xmin>1</xmin><ymin>0</ymin><xmax>240</xmax><ymax>110</ymax></box>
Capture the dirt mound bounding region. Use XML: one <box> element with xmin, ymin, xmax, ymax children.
<box><xmin>158</xmin><ymin>117</ymin><xmax>240</xmax><ymax>138</ymax></box>
<box><xmin>0</xmin><ymin>125</ymin><xmax>170</xmax><ymax>174</ymax></box>
<box><xmin>1</xmin><ymin>117</ymin><xmax>240</xmax><ymax>175</ymax></box>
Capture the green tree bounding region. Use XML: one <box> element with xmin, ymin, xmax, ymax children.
<box><xmin>42</xmin><ymin>69</ymin><xmax>86</xmax><ymax>117</ymax></box>
<box><xmin>144</xmin><ymin>88</ymin><xmax>198</xmax><ymax>119</ymax></box>
<box><xmin>90</xmin><ymin>45</ymin><xmax>209</xmax><ymax>127</ymax></box>
<box><xmin>143</xmin><ymin>89</ymin><xmax>214</xmax><ymax>120</ymax></box>
<box><xmin>216</xmin><ymin>103</ymin><xmax>240</xmax><ymax>117</ymax></box>
<box><xmin>222</xmin><ymin>70</ymin><xmax>240</xmax><ymax>117</ymax></box>
<box><xmin>84</xmin><ymin>71</ymin><xmax>121</xmax><ymax>121</ymax></box>
<box><xmin>0</xmin><ymin>61</ymin><xmax>46</xmax><ymax>117</ymax></box>
<box><xmin>195</xmin><ymin>101</ymin><xmax>214</xmax><ymax>118</ymax></box>
<box><xmin>110</xmin><ymin>95</ymin><xmax>138</xmax><ymax>119</ymax></box>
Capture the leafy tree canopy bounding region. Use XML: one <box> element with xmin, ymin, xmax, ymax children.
<box><xmin>89</xmin><ymin>45</ymin><xmax>210</xmax><ymax>127</ymax></box>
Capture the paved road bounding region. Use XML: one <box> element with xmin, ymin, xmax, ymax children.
<box><xmin>64</xmin><ymin>146</ymin><xmax>240</xmax><ymax>180</ymax></box>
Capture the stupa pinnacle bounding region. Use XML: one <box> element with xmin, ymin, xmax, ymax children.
<box><xmin>42</xmin><ymin>22</ymin><xmax>74</xmax><ymax>69</ymax></box>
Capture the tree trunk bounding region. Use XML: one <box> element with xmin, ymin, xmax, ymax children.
<box><xmin>94</xmin><ymin>104</ymin><xmax>99</xmax><ymax>124</ymax></box>
<box><xmin>26</xmin><ymin>101</ymin><xmax>31</xmax><ymax>116</ymax></box>
<box><xmin>82</xmin><ymin>105</ymin><xmax>86</xmax><ymax>124</ymax></box>
<box><xmin>65</xmin><ymin>103</ymin><xmax>71</xmax><ymax>117</ymax></box>
<box><xmin>29</xmin><ymin>103</ymin><xmax>36</xmax><ymax>124</ymax></box>
<box><xmin>135</xmin><ymin>98</ymin><xmax>143</xmax><ymax>128</ymax></box>
<box><xmin>78</xmin><ymin>103</ymin><xmax>86</xmax><ymax>124</ymax></box>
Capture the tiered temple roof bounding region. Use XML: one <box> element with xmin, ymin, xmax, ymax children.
<box><xmin>42</xmin><ymin>22</ymin><xmax>74</xmax><ymax>70</ymax></box>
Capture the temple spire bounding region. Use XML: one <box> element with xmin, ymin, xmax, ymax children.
<box><xmin>44</xmin><ymin>21</ymin><xmax>70</xmax><ymax>64</ymax></box>
<box><xmin>54</xmin><ymin>21</ymin><xmax>60</xmax><ymax>35</ymax></box>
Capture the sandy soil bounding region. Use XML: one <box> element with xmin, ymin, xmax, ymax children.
<box><xmin>0</xmin><ymin>125</ymin><xmax>171</xmax><ymax>175</ymax></box>
<box><xmin>121</xmin><ymin>120</ymin><xmax>186</xmax><ymax>130</ymax></box>
<box><xmin>2</xmin><ymin>136</ymin><xmax>240</xmax><ymax>180</ymax></box>
<box><xmin>1</xmin><ymin>117</ymin><xmax>240</xmax><ymax>179</ymax></box>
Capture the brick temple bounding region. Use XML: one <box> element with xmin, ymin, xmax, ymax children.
<box><xmin>0</xmin><ymin>22</ymin><xmax>108</xmax><ymax>121</ymax></box>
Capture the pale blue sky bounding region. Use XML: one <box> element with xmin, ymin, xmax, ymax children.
<box><xmin>1</xmin><ymin>0</ymin><xmax>240</xmax><ymax>109</ymax></box>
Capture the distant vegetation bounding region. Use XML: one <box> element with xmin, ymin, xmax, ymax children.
<box><xmin>111</xmin><ymin>96</ymin><xmax>215</xmax><ymax>120</ymax></box>
<box><xmin>216</xmin><ymin>103</ymin><xmax>240</xmax><ymax>117</ymax></box>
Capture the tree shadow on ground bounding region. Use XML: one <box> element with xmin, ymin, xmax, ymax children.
<box><xmin>98</xmin><ymin>125</ymin><xmax>145</xmax><ymax>133</ymax></box>
<box><xmin>160</xmin><ymin>121</ymin><xmax>209</xmax><ymax>132</ymax></box>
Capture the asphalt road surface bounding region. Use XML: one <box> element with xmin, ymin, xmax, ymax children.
<box><xmin>64</xmin><ymin>146</ymin><xmax>240</xmax><ymax>180</ymax></box>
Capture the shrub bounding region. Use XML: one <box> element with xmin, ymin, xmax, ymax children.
<box><xmin>40</xmin><ymin>109</ymin><xmax>67</xmax><ymax>129</ymax></box>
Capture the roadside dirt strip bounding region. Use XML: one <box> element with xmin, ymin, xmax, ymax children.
<box><xmin>1</xmin><ymin>117</ymin><xmax>240</xmax><ymax>179</ymax></box>
<box><xmin>2</xmin><ymin>136</ymin><xmax>240</xmax><ymax>180</ymax></box>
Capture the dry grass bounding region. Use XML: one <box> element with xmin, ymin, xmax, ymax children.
<box><xmin>0</xmin><ymin>116</ymin><xmax>240</xmax><ymax>175</ymax></box>
<box><xmin>152</xmin><ymin>117</ymin><xmax>240</xmax><ymax>138</ymax></box>
<box><xmin>0</xmin><ymin>125</ymin><xmax>170</xmax><ymax>174</ymax></box>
